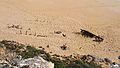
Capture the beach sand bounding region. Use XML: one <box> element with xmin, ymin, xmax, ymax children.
<box><xmin>0</xmin><ymin>0</ymin><xmax>120</xmax><ymax>63</ymax></box>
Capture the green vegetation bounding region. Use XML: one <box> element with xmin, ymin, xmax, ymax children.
<box><xmin>19</xmin><ymin>46</ymin><xmax>102</xmax><ymax>68</ymax></box>
<box><xmin>50</xmin><ymin>58</ymin><xmax>102</xmax><ymax>68</ymax></box>
<box><xmin>66</xmin><ymin>60</ymin><xmax>102</xmax><ymax>68</ymax></box>
<box><xmin>49</xmin><ymin>57</ymin><xmax>66</xmax><ymax>68</ymax></box>
<box><xmin>20</xmin><ymin>46</ymin><xmax>41</xmax><ymax>59</ymax></box>
<box><xmin>0</xmin><ymin>40</ymin><xmax>102</xmax><ymax>68</ymax></box>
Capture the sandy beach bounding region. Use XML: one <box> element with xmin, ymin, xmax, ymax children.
<box><xmin>0</xmin><ymin>0</ymin><xmax>120</xmax><ymax>63</ymax></box>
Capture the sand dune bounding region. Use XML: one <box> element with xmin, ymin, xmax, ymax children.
<box><xmin>0</xmin><ymin>0</ymin><xmax>120</xmax><ymax>63</ymax></box>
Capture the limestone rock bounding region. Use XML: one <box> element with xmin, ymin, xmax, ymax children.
<box><xmin>17</xmin><ymin>56</ymin><xmax>54</xmax><ymax>68</ymax></box>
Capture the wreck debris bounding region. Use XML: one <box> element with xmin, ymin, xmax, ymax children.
<box><xmin>54</xmin><ymin>31</ymin><xmax>62</xmax><ymax>34</ymax></box>
<box><xmin>7</xmin><ymin>24</ymin><xmax>22</xmax><ymax>29</ymax></box>
<box><xmin>28</xmin><ymin>28</ymin><xmax>31</xmax><ymax>30</ymax></box>
<box><xmin>34</xmin><ymin>32</ymin><xmax>37</xmax><ymax>36</ymax></box>
<box><xmin>60</xmin><ymin>44</ymin><xmax>67</xmax><ymax>50</ymax></box>
<box><xmin>80</xmin><ymin>29</ymin><xmax>96</xmax><ymax>38</ymax></box>
<box><xmin>20</xmin><ymin>30</ymin><xmax>22</xmax><ymax>34</ymax></box>
<box><xmin>25</xmin><ymin>31</ymin><xmax>28</xmax><ymax>35</ymax></box>
<box><xmin>118</xmin><ymin>56</ymin><xmax>120</xmax><ymax>60</ymax></box>
<box><xmin>62</xmin><ymin>34</ymin><xmax>66</xmax><ymax>37</ymax></box>
<box><xmin>93</xmin><ymin>36</ymin><xmax>104</xmax><ymax>43</ymax></box>
<box><xmin>37</xmin><ymin>35</ymin><xmax>47</xmax><ymax>37</ymax></box>
<box><xmin>46</xmin><ymin>45</ymin><xmax>49</xmax><ymax>48</ymax></box>
<box><xmin>80</xmin><ymin>29</ymin><xmax>104</xmax><ymax>43</ymax></box>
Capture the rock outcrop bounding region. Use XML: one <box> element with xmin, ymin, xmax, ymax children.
<box><xmin>0</xmin><ymin>40</ymin><xmax>54</xmax><ymax>68</ymax></box>
<box><xmin>18</xmin><ymin>56</ymin><xmax>54</xmax><ymax>68</ymax></box>
<box><xmin>0</xmin><ymin>40</ymin><xmax>119</xmax><ymax>68</ymax></box>
<box><xmin>110</xmin><ymin>62</ymin><xmax>120</xmax><ymax>68</ymax></box>
<box><xmin>0</xmin><ymin>56</ymin><xmax>54</xmax><ymax>68</ymax></box>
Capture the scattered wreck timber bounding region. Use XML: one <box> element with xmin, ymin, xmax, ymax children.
<box><xmin>80</xmin><ymin>29</ymin><xmax>104</xmax><ymax>43</ymax></box>
<box><xmin>93</xmin><ymin>36</ymin><xmax>104</xmax><ymax>42</ymax></box>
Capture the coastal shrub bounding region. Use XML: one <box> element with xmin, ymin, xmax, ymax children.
<box><xmin>0</xmin><ymin>40</ymin><xmax>102</xmax><ymax>68</ymax></box>
<box><xmin>72</xmin><ymin>60</ymin><xmax>102</xmax><ymax>68</ymax></box>
<box><xmin>49</xmin><ymin>57</ymin><xmax>102</xmax><ymax>68</ymax></box>
<box><xmin>20</xmin><ymin>46</ymin><xmax>41</xmax><ymax>59</ymax></box>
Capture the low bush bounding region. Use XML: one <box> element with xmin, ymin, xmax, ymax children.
<box><xmin>20</xmin><ymin>46</ymin><xmax>41</xmax><ymax>59</ymax></box>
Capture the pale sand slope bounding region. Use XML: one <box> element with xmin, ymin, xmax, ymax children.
<box><xmin>0</xmin><ymin>0</ymin><xmax>120</xmax><ymax>63</ymax></box>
